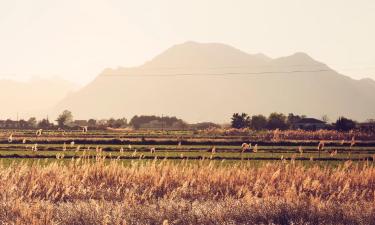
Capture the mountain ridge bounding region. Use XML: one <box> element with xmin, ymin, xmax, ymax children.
<box><xmin>53</xmin><ymin>42</ymin><xmax>375</xmax><ymax>122</ymax></box>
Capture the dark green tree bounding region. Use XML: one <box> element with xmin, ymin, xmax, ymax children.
<box><xmin>129</xmin><ymin>115</ymin><xmax>183</xmax><ymax>129</ymax></box>
<box><xmin>27</xmin><ymin>117</ymin><xmax>37</xmax><ymax>128</ymax></box>
<box><xmin>107</xmin><ymin>118</ymin><xmax>127</xmax><ymax>128</ymax></box>
<box><xmin>18</xmin><ymin>119</ymin><xmax>29</xmax><ymax>129</ymax></box>
<box><xmin>56</xmin><ymin>110</ymin><xmax>73</xmax><ymax>127</ymax></box>
<box><xmin>231</xmin><ymin>113</ymin><xmax>251</xmax><ymax>129</ymax></box>
<box><xmin>267</xmin><ymin>112</ymin><xmax>288</xmax><ymax>130</ymax></box>
<box><xmin>87</xmin><ymin>119</ymin><xmax>97</xmax><ymax>127</ymax></box>
<box><xmin>250</xmin><ymin>115</ymin><xmax>267</xmax><ymax>130</ymax></box>
<box><xmin>38</xmin><ymin>118</ymin><xmax>53</xmax><ymax>129</ymax></box>
<box><xmin>287</xmin><ymin>113</ymin><xmax>302</xmax><ymax>127</ymax></box>
<box><xmin>335</xmin><ymin>117</ymin><xmax>356</xmax><ymax>131</ymax></box>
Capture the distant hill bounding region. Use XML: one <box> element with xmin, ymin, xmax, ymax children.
<box><xmin>54</xmin><ymin>41</ymin><xmax>375</xmax><ymax>122</ymax></box>
<box><xmin>0</xmin><ymin>77</ymin><xmax>76</xmax><ymax>119</ymax></box>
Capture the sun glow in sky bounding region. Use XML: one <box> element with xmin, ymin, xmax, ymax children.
<box><xmin>1</xmin><ymin>0</ymin><xmax>375</xmax><ymax>85</ymax></box>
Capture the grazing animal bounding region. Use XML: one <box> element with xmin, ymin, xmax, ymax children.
<box><xmin>150</xmin><ymin>147</ymin><xmax>156</xmax><ymax>153</ymax></box>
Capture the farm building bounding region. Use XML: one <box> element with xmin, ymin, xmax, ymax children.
<box><xmin>292</xmin><ymin>118</ymin><xmax>327</xmax><ymax>130</ymax></box>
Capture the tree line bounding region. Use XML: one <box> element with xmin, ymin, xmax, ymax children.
<box><xmin>0</xmin><ymin>110</ymin><xmax>128</xmax><ymax>130</ymax></box>
<box><xmin>0</xmin><ymin>110</ymin><xmax>365</xmax><ymax>131</ymax></box>
<box><xmin>0</xmin><ymin>111</ymin><xmax>214</xmax><ymax>130</ymax></box>
<box><xmin>231</xmin><ymin>112</ymin><xmax>358</xmax><ymax>131</ymax></box>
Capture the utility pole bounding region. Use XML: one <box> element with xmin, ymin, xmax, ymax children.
<box><xmin>161</xmin><ymin>114</ymin><xmax>164</xmax><ymax>131</ymax></box>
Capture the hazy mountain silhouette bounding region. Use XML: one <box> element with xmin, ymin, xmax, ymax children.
<box><xmin>0</xmin><ymin>77</ymin><xmax>76</xmax><ymax>119</ymax></box>
<box><xmin>54</xmin><ymin>41</ymin><xmax>375</xmax><ymax>122</ymax></box>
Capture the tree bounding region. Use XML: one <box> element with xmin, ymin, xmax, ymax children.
<box><xmin>27</xmin><ymin>117</ymin><xmax>37</xmax><ymax>128</ymax></box>
<box><xmin>87</xmin><ymin>119</ymin><xmax>97</xmax><ymax>127</ymax></box>
<box><xmin>321</xmin><ymin>115</ymin><xmax>330</xmax><ymax>123</ymax></box>
<box><xmin>129</xmin><ymin>115</ymin><xmax>183</xmax><ymax>129</ymax></box>
<box><xmin>287</xmin><ymin>113</ymin><xmax>302</xmax><ymax>127</ymax></box>
<box><xmin>107</xmin><ymin>118</ymin><xmax>127</xmax><ymax>128</ymax></box>
<box><xmin>171</xmin><ymin>120</ymin><xmax>188</xmax><ymax>130</ymax></box>
<box><xmin>231</xmin><ymin>113</ymin><xmax>251</xmax><ymax>129</ymax></box>
<box><xmin>56</xmin><ymin>110</ymin><xmax>73</xmax><ymax>127</ymax></box>
<box><xmin>5</xmin><ymin>119</ymin><xmax>15</xmax><ymax>128</ymax></box>
<box><xmin>267</xmin><ymin>113</ymin><xmax>288</xmax><ymax>130</ymax></box>
<box><xmin>38</xmin><ymin>118</ymin><xmax>53</xmax><ymax>129</ymax></box>
<box><xmin>107</xmin><ymin>118</ymin><xmax>116</xmax><ymax>127</ymax></box>
<box><xmin>335</xmin><ymin>117</ymin><xmax>356</xmax><ymax>131</ymax></box>
<box><xmin>19</xmin><ymin>119</ymin><xmax>29</xmax><ymax>129</ymax></box>
<box><xmin>250</xmin><ymin>115</ymin><xmax>267</xmax><ymax>130</ymax></box>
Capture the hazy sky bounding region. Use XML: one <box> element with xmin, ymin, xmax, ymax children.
<box><xmin>1</xmin><ymin>0</ymin><xmax>374</xmax><ymax>85</ymax></box>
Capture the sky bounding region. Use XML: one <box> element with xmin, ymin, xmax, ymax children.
<box><xmin>0</xmin><ymin>0</ymin><xmax>374</xmax><ymax>85</ymax></box>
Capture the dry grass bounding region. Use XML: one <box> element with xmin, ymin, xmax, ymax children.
<box><xmin>0</xmin><ymin>158</ymin><xmax>374</xmax><ymax>224</ymax></box>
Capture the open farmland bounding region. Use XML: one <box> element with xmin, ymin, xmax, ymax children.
<box><xmin>0</xmin><ymin>157</ymin><xmax>374</xmax><ymax>224</ymax></box>
<box><xmin>0</xmin><ymin>129</ymin><xmax>374</xmax><ymax>164</ymax></box>
<box><xmin>0</xmin><ymin>129</ymin><xmax>374</xmax><ymax>224</ymax></box>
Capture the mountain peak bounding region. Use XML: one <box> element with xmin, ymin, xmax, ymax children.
<box><xmin>272</xmin><ymin>52</ymin><xmax>323</xmax><ymax>66</ymax></box>
<box><xmin>143</xmin><ymin>41</ymin><xmax>268</xmax><ymax>68</ymax></box>
<box><xmin>291</xmin><ymin>52</ymin><xmax>314</xmax><ymax>60</ymax></box>
<box><xmin>56</xmin><ymin>42</ymin><xmax>375</xmax><ymax>122</ymax></box>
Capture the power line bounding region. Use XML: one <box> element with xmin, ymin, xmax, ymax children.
<box><xmin>103</xmin><ymin>69</ymin><xmax>332</xmax><ymax>77</ymax></box>
<box><xmin>104</xmin><ymin>63</ymin><xmax>375</xmax><ymax>72</ymax></box>
<box><xmin>121</xmin><ymin>63</ymin><xmax>326</xmax><ymax>71</ymax></box>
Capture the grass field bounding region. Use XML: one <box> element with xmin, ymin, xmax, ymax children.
<box><xmin>0</xmin><ymin>133</ymin><xmax>374</xmax><ymax>163</ymax></box>
<box><xmin>0</xmin><ymin>159</ymin><xmax>374</xmax><ymax>224</ymax></box>
<box><xmin>0</xmin><ymin>129</ymin><xmax>374</xmax><ymax>224</ymax></box>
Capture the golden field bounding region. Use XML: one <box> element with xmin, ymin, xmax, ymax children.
<box><xmin>0</xmin><ymin>158</ymin><xmax>373</xmax><ymax>225</ymax></box>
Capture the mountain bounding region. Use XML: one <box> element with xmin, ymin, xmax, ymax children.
<box><xmin>0</xmin><ymin>77</ymin><xmax>77</xmax><ymax>119</ymax></box>
<box><xmin>54</xmin><ymin>41</ymin><xmax>375</xmax><ymax>122</ymax></box>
